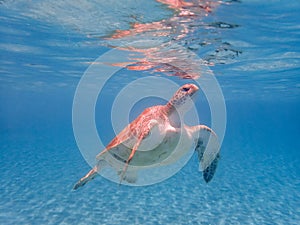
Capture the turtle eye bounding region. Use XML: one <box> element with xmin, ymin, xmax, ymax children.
<box><xmin>182</xmin><ymin>87</ymin><xmax>190</xmax><ymax>92</ymax></box>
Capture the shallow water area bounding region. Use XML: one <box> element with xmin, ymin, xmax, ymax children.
<box><xmin>1</xmin><ymin>0</ymin><xmax>300</xmax><ymax>224</ymax></box>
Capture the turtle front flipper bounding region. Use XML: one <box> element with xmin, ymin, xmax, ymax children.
<box><xmin>203</xmin><ymin>153</ymin><xmax>220</xmax><ymax>183</ymax></box>
<box><xmin>192</xmin><ymin>125</ymin><xmax>221</xmax><ymax>183</ymax></box>
<box><xmin>118</xmin><ymin>119</ymin><xmax>160</xmax><ymax>184</ymax></box>
<box><xmin>119</xmin><ymin>135</ymin><xmax>144</xmax><ymax>184</ymax></box>
<box><xmin>118</xmin><ymin>170</ymin><xmax>137</xmax><ymax>183</ymax></box>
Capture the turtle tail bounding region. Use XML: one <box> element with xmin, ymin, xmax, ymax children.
<box><xmin>73</xmin><ymin>166</ymin><xmax>98</xmax><ymax>190</ymax></box>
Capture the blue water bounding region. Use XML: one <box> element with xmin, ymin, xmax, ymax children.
<box><xmin>1</xmin><ymin>0</ymin><xmax>300</xmax><ymax>224</ymax></box>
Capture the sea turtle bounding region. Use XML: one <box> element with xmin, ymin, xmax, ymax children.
<box><xmin>73</xmin><ymin>83</ymin><xmax>220</xmax><ymax>190</ymax></box>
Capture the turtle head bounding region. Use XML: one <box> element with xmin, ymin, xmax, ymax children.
<box><xmin>167</xmin><ymin>83</ymin><xmax>199</xmax><ymax>114</ymax></box>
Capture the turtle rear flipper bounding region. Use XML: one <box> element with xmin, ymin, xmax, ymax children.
<box><xmin>73</xmin><ymin>166</ymin><xmax>98</xmax><ymax>190</ymax></box>
<box><xmin>73</xmin><ymin>160</ymin><xmax>107</xmax><ymax>190</ymax></box>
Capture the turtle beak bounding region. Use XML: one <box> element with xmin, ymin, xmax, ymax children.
<box><xmin>189</xmin><ymin>84</ymin><xmax>199</xmax><ymax>98</ymax></box>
